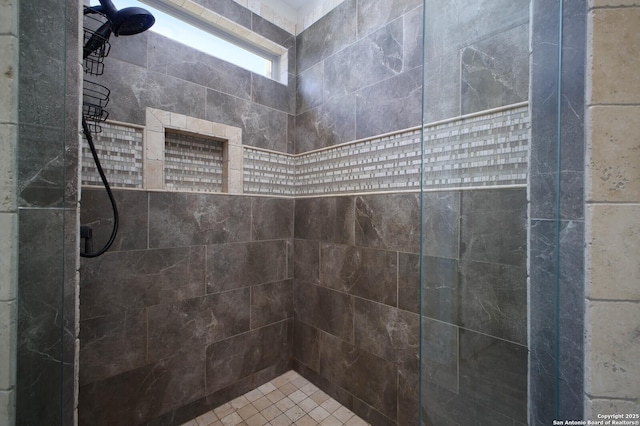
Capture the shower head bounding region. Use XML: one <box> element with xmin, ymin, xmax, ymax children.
<box><xmin>94</xmin><ymin>0</ymin><xmax>155</xmax><ymax>36</ymax></box>
<box><xmin>84</xmin><ymin>0</ymin><xmax>154</xmax><ymax>58</ymax></box>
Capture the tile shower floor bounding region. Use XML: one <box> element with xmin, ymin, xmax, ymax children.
<box><xmin>181</xmin><ymin>371</ymin><xmax>370</xmax><ymax>426</ymax></box>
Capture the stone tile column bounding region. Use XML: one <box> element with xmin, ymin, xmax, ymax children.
<box><xmin>585</xmin><ymin>0</ymin><xmax>640</xmax><ymax>417</ymax></box>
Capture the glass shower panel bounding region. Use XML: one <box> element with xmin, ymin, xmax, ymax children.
<box><xmin>419</xmin><ymin>1</ymin><xmax>531</xmax><ymax>425</ymax></box>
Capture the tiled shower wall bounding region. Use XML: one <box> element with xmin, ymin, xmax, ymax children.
<box><xmin>79</xmin><ymin>0</ymin><xmax>531</xmax><ymax>425</ymax></box>
<box><xmin>79</xmin><ymin>189</ymin><xmax>294</xmax><ymax>425</ymax></box>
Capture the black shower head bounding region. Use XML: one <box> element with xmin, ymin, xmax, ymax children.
<box><xmin>83</xmin><ymin>0</ymin><xmax>154</xmax><ymax>58</ymax></box>
<box><xmin>87</xmin><ymin>0</ymin><xmax>155</xmax><ymax>36</ymax></box>
<box><xmin>108</xmin><ymin>5</ymin><xmax>155</xmax><ymax>36</ymax></box>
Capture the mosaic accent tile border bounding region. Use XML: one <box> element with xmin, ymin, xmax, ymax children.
<box><xmin>82</xmin><ymin>121</ymin><xmax>143</xmax><ymax>188</ymax></box>
<box><xmin>164</xmin><ymin>131</ymin><xmax>224</xmax><ymax>193</ymax></box>
<box><xmin>244</xmin><ymin>103</ymin><xmax>530</xmax><ymax>196</ymax></box>
<box><xmin>84</xmin><ymin>104</ymin><xmax>529</xmax><ymax>196</ymax></box>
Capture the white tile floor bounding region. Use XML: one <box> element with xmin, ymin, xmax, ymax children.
<box><xmin>181</xmin><ymin>371</ymin><xmax>370</xmax><ymax>426</ymax></box>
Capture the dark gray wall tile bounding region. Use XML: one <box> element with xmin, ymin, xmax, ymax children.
<box><xmin>147</xmin><ymin>34</ymin><xmax>252</xmax><ymax>100</ymax></box>
<box><xmin>398</xmin><ymin>361</ymin><xmax>420</xmax><ymax>426</ymax></box>
<box><xmin>357</xmin><ymin>0</ymin><xmax>422</xmax><ymax>38</ymax></box>
<box><xmin>79</xmin><ymin>350</ymin><xmax>206</xmax><ymax>426</ymax></box>
<box><xmin>421</xmin><ymin>318</ymin><xmax>458</xmax><ymax>394</ymax></box>
<box><xmin>296</xmin><ymin>62</ymin><xmax>324</xmax><ymax>115</ymax></box>
<box><xmin>421</xmin><ymin>380</ymin><xmax>516</xmax><ymax>426</ymax></box>
<box><xmin>296</xmin><ymin>0</ymin><xmax>357</xmax><ymax>73</ymax></box>
<box><xmin>294</xmin><ymin>94</ymin><xmax>356</xmax><ymax>152</ymax></box>
<box><xmin>421</xmin><ymin>256</ymin><xmax>460</xmax><ymax>324</ymax></box>
<box><xmin>93</xmin><ymin>59</ymin><xmax>149</xmax><ymax>125</ymax></box>
<box><xmin>205</xmin><ymin>321</ymin><xmax>292</xmax><ymax>394</ymax></box>
<box><xmin>251</xmin><ymin>72</ymin><xmax>294</xmax><ymax>113</ymax></box>
<box><xmin>294</xmin><ymin>197</ymin><xmax>354</xmax><ymax>245</ymax></box>
<box><xmin>460</xmin><ymin>23</ymin><xmax>529</xmax><ymax>114</ymax></box>
<box><xmin>17</xmin><ymin>209</ymin><xmax>66</xmax><ymax>425</ymax></box>
<box><xmin>251</xmin><ymin>197</ymin><xmax>294</xmax><ymax>241</ymax></box>
<box><xmin>324</xmin><ymin>19</ymin><xmax>404</xmax><ymax>101</ymax></box>
<box><xmin>458</xmin><ymin>260</ymin><xmax>527</xmax><ymax>344</ymax></box>
<box><xmin>294</xmin><ymin>239</ymin><xmax>320</xmax><ymax>284</ymax></box>
<box><xmin>403</xmin><ymin>5</ymin><xmax>424</xmax><ymax>71</ymax></box>
<box><xmin>294</xmin><ymin>281</ymin><xmax>354</xmax><ymax>343</ymax></box>
<box><xmin>293</xmin><ymin>319</ymin><xmax>321</xmax><ymax>372</ymax></box>
<box><xmin>148</xmin><ymin>192</ymin><xmax>251</xmax><ymax>248</ymax></box>
<box><xmin>423</xmin><ymin>0</ymin><xmax>529</xmax><ymax>60</ymax></box>
<box><xmin>355</xmin><ymin>66</ymin><xmax>423</xmax><ymax>139</ymax></box>
<box><xmin>80</xmin><ymin>246</ymin><xmax>206</xmax><ymax>318</ymax></box>
<box><xmin>422</xmin><ymin>54</ymin><xmax>461</xmax><ymax>122</ymax></box>
<box><xmin>206</xmin><ymin>88</ymin><xmax>288</xmax><ymax>151</ymax></box>
<box><xmin>18</xmin><ymin>124</ymin><xmax>67</xmax><ymax>208</ymax></box>
<box><xmin>460</xmin><ymin>188</ymin><xmax>527</xmax><ymax>266</ymax></box>
<box><xmin>355</xmin><ymin>193</ymin><xmax>420</xmax><ymax>253</ymax></box>
<box><xmin>398</xmin><ymin>252</ymin><xmax>420</xmax><ymax>314</ymax></box>
<box><xmin>458</xmin><ymin>329</ymin><xmax>527</xmax><ymax>423</ymax></box>
<box><xmin>108</xmin><ymin>30</ymin><xmax>149</xmax><ymax>68</ymax></box>
<box><xmin>79</xmin><ymin>309</ymin><xmax>147</xmax><ymax>386</ymax></box>
<box><xmin>80</xmin><ymin>188</ymin><xmax>148</xmax><ymax>252</ymax></box>
<box><xmin>251</xmin><ymin>13</ymin><xmax>294</xmax><ymax>45</ymax></box>
<box><xmin>354</xmin><ymin>298</ymin><xmax>419</xmax><ymax>366</ymax></box>
<box><xmin>195</xmin><ymin>0</ymin><xmax>251</xmax><ymax>29</ymax></box>
<box><xmin>421</xmin><ymin>191</ymin><xmax>460</xmax><ymax>258</ymax></box>
<box><xmin>321</xmin><ymin>244</ymin><xmax>398</xmax><ymax>306</ymax></box>
<box><xmin>147</xmin><ymin>289</ymin><xmax>251</xmax><ymax>362</ymax></box>
<box><xmin>251</xmin><ymin>280</ymin><xmax>293</xmax><ymax>329</ymax></box>
<box><xmin>319</xmin><ymin>332</ymin><xmax>397</xmax><ymax>419</ymax></box>
<box><xmin>206</xmin><ymin>240</ymin><xmax>288</xmax><ymax>293</ymax></box>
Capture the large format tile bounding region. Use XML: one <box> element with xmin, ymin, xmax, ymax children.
<box><xmin>148</xmin><ymin>34</ymin><xmax>252</xmax><ymax>101</ymax></box>
<box><xmin>355</xmin><ymin>66</ymin><xmax>423</xmax><ymax>139</ymax></box>
<box><xmin>354</xmin><ymin>193</ymin><xmax>420</xmax><ymax>253</ymax></box>
<box><xmin>321</xmin><ymin>243</ymin><xmax>397</xmax><ymax>306</ymax></box>
<box><xmin>460</xmin><ymin>23</ymin><xmax>529</xmax><ymax>114</ymax></box>
<box><xmin>79</xmin><ymin>309</ymin><xmax>147</xmax><ymax>386</ymax></box>
<box><xmin>354</xmin><ymin>298</ymin><xmax>419</xmax><ymax>366</ymax></box>
<box><xmin>458</xmin><ymin>329</ymin><xmax>528</xmax><ymax>423</ymax></box>
<box><xmin>147</xmin><ymin>289</ymin><xmax>251</xmax><ymax>362</ymax></box>
<box><xmin>293</xmin><ymin>320</ymin><xmax>320</xmax><ymax>372</ymax></box>
<box><xmin>79</xmin><ymin>350</ymin><xmax>206</xmax><ymax>426</ymax></box>
<box><xmin>357</xmin><ymin>0</ymin><xmax>422</xmax><ymax>38</ymax></box>
<box><xmin>205</xmin><ymin>321</ymin><xmax>292</xmax><ymax>395</ymax></box>
<box><xmin>324</xmin><ymin>19</ymin><xmax>404</xmax><ymax>102</ymax></box>
<box><xmin>421</xmin><ymin>191</ymin><xmax>460</xmax><ymax>259</ymax></box>
<box><xmin>80</xmin><ymin>188</ymin><xmax>148</xmax><ymax>252</ymax></box>
<box><xmin>319</xmin><ymin>332</ymin><xmax>398</xmax><ymax>420</ymax></box>
<box><xmin>206</xmin><ymin>87</ymin><xmax>288</xmax><ymax>152</ymax></box>
<box><xmin>294</xmin><ymin>281</ymin><xmax>354</xmax><ymax>343</ymax></box>
<box><xmin>294</xmin><ymin>197</ymin><xmax>354</xmax><ymax>245</ymax></box>
<box><xmin>460</xmin><ymin>188</ymin><xmax>527</xmax><ymax>266</ymax></box>
<box><xmin>293</xmin><ymin>239</ymin><xmax>320</xmax><ymax>284</ymax></box>
<box><xmin>80</xmin><ymin>246</ymin><xmax>206</xmax><ymax>319</ymax></box>
<box><xmin>421</xmin><ymin>318</ymin><xmax>458</xmax><ymax>394</ymax></box>
<box><xmin>296</xmin><ymin>0</ymin><xmax>357</xmax><ymax>73</ymax></box>
<box><xmin>251</xmin><ymin>280</ymin><xmax>293</xmax><ymax>329</ymax></box>
<box><xmin>206</xmin><ymin>240</ymin><xmax>288</xmax><ymax>293</ymax></box>
<box><xmin>294</xmin><ymin>94</ymin><xmax>357</xmax><ymax>152</ymax></box>
<box><xmin>148</xmin><ymin>192</ymin><xmax>251</xmax><ymax>248</ymax></box>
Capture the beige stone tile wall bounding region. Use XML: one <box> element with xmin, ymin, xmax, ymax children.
<box><xmin>585</xmin><ymin>1</ymin><xmax>640</xmax><ymax>418</ymax></box>
<box><xmin>0</xmin><ymin>0</ymin><xmax>18</xmax><ymax>423</ymax></box>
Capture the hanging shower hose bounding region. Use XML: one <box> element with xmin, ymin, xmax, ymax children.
<box><xmin>80</xmin><ymin>116</ymin><xmax>119</xmax><ymax>257</ymax></box>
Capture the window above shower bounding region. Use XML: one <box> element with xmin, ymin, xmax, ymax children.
<box><xmin>90</xmin><ymin>0</ymin><xmax>289</xmax><ymax>83</ymax></box>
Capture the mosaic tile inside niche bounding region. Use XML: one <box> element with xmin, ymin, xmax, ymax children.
<box><xmin>164</xmin><ymin>131</ymin><xmax>225</xmax><ymax>193</ymax></box>
<box><xmin>81</xmin><ymin>121</ymin><xmax>143</xmax><ymax>188</ymax></box>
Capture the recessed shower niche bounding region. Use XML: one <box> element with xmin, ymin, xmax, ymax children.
<box><xmin>82</xmin><ymin>108</ymin><xmax>244</xmax><ymax>194</ymax></box>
